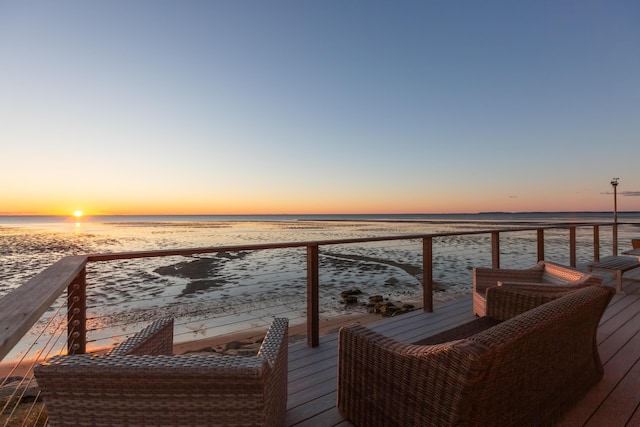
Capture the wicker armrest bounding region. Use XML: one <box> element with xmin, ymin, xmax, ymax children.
<box><xmin>338</xmin><ymin>324</ymin><xmax>490</xmax><ymax>426</ymax></box>
<box><xmin>257</xmin><ymin>317</ymin><xmax>289</xmax><ymax>366</ymax></box>
<box><xmin>473</xmin><ymin>267</ymin><xmax>543</xmax><ymax>292</ymax></box>
<box><xmin>257</xmin><ymin>317</ymin><xmax>289</xmax><ymax>426</ymax></box>
<box><xmin>582</xmin><ymin>274</ymin><xmax>604</xmax><ymax>286</ymax></box>
<box><xmin>542</xmin><ymin>261</ymin><xmax>598</xmax><ymax>284</ymax></box>
<box><xmin>569</xmin><ymin>273</ymin><xmax>603</xmax><ymax>287</ymax></box>
<box><xmin>107</xmin><ymin>317</ymin><xmax>174</xmax><ymax>356</ymax></box>
<box><xmin>485</xmin><ymin>286</ymin><xmax>567</xmax><ymax>321</ymax></box>
<box><xmin>498</xmin><ymin>281</ymin><xmax>583</xmax><ymax>293</ymax></box>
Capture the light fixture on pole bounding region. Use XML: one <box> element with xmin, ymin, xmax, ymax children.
<box><xmin>611</xmin><ymin>178</ymin><xmax>619</xmax><ymax>256</ymax></box>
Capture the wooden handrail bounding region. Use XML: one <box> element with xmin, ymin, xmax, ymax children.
<box><xmin>84</xmin><ymin>222</ymin><xmax>615</xmax><ymax>263</ymax></box>
<box><xmin>0</xmin><ymin>256</ymin><xmax>87</xmax><ymax>360</ymax></box>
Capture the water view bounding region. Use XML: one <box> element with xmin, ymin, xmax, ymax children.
<box><xmin>1</xmin><ymin>213</ymin><xmax>639</xmax><ymax>356</ymax></box>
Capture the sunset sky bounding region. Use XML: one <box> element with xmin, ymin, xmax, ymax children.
<box><xmin>1</xmin><ymin>1</ymin><xmax>639</xmax><ymax>216</ymax></box>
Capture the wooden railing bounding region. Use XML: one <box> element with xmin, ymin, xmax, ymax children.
<box><xmin>0</xmin><ymin>222</ymin><xmax>624</xmax><ymax>360</ymax></box>
<box><xmin>0</xmin><ymin>256</ymin><xmax>88</xmax><ymax>361</ymax></box>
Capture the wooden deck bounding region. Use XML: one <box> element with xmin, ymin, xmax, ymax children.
<box><xmin>285</xmin><ymin>267</ymin><xmax>640</xmax><ymax>426</ymax></box>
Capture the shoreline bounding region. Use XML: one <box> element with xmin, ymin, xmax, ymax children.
<box><xmin>3</xmin><ymin>216</ymin><xmax>638</xmax><ymax>379</ymax></box>
<box><xmin>0</xmin><ymin>309</ymin><xmax>392</xmax><ymax>380</ymax></box>
<box><xmin>173</xmin><ymin>309</ymin><xmax>399</xmax><ymax>354</ymax></box>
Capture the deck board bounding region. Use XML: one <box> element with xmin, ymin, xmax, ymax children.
<box><xmin>285</xmin><ymin>272</ymin><xmax>640</xmax><ymax>426</ymax></box>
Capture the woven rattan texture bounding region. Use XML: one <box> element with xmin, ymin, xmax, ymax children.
<box><xmin>34</xmin><ymin>317</ymin><xmax>289</xmax><ymax>426</ymax></box>
<box><xmin>473</xmin><ymin>260</ymin><xmax>603</xmax><ymax>316</ymax></box>
<box><xmin>107</xmin><ymin>317</ymin><xmax>174</xmax><ymax>356</ymax></box>
<box><xmin>337</xmin><ymin>286</ymin><xmax>614</xmax><ymax>427</ymax></box>
<box><xmin>413</xmin><ymin>317</ymin><xmax>501</xmax><ymax>345</ymax></box>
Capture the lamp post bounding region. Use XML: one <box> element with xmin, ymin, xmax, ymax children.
<box><xmin>611</xmin><ymin>178</ymin><xmax>619</xmax><ymax>256</ymax></box>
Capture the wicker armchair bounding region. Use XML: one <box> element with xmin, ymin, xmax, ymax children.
<box><xmin>473</xmin><ymin>260</ymin><xmax>603</xmax><ymax>316</ymax></box>
<box><xmin>34</xmin><ymin>317</ymin><xmax>289</xmax><ymax>427</ymax></box>
<box><xmin>337</xmin><ymin>286</ymin><xmax>614</xmax><ymax>427</ymax></box>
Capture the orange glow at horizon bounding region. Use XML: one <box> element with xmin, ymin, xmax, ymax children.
<box><xmin>2</xmin><ymin>186</ymin><xmax>629</xmax><ymax>216</ymax></box>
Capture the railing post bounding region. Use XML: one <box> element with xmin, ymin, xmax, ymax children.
<box><xmin>306</xmin><ymin>244</ymin><xmax>320</xmax><ymax>348</ymax></box>
<box><xmin>422</xmin><ymin>237</ymin><xmax>433</xmax><ymax>313</ymax></box>
<box><xmin>67</xmin><ymin>267</ymin><xmax>87</xmax><ymax>355</ymax></box>
<box><xmin>491</xmin><ymin>231</ymin><xmax>500</xmax><ymax>268</ymax></box>
<box><xmin>537</xmin><ymin>229</ymin><xmax>544</xmax><ymax>261</ymax></box>
<box><xmin>594</xmin><ymin>225</ymin><xmax>600</xmax><ymax>262</ymax></box>
<box><xmin>569</xmin><ymin>227</ymin><xmax>577</xmax><ymax>267</ymax></box>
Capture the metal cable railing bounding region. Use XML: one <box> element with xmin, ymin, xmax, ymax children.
<box><xmin>1</xmin><ymin>222</ymin><xmax>638</xmax><ymax>425</ymax></box>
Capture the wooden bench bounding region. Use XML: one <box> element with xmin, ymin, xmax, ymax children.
<box><xmin>587</xmin><ymin>256</ymin><xmax>640</xmax><ymax>292</ymax></box>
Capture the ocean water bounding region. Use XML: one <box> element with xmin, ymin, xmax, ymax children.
<box><xmin>1</xmin><ymin>212</ymin><xmax>636</xmax><ymax>291</ymax></box>
<box><xmin>1</xmin><ymin>212</ymin><xmax>639</xmax><ymax>351</ymax></box>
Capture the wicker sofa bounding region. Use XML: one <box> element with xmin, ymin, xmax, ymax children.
<box><xmin>34</xmin><ymin>317</ymin><xmax>289</xmax><ymax>427</ymax></box>
<box><xmin>337</xmin><ymin>285</ymin><xmax>615</xmax><ymax>427</ymax></box>
<box><xmin>473</xmin><ymin>260</ymin><xmax>603</xmax><ymax>316</ymax></box>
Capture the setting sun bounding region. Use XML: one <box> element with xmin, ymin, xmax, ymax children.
<box><xmin>73</xmin><ymin>210</ymin><xmax>83</xmax><ymax>218</ymax></box>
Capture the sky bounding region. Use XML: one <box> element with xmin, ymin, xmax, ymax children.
<box><xmin>1</xmin><ymin>1</ymin><xmax>639</xmax><ymax>216</ymax></box>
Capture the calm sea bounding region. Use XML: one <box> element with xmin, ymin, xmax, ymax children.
<box><xmin>2</xmin><ymin>211</ymin><xmax>639</xmax><ymax>224</ymax></box>
<box><xmin>2</xmin><ymin>212</ymin><xmax>640</xmax><ymax>354</ymax></box>
<box><xmin>1</xmin><ymin>211</ymin><xmax>638</xmax><ymax>293</ymax></box>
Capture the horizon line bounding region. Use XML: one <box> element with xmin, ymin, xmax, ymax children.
<box><xmin>1</xmin><ymin>211</ymin><xmax>637</xmax><ymax>217</ymax></box>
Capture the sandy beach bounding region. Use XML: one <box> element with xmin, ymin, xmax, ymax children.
<box><xmin>2</xmin><ymin>217</ymin><xmax>638</xmax><ymax>367</ymax></box>
<box><xmin>2</xmin><ymin>216</ymin><xmax>638</xmax><ymax>376</ymax></box>
<box><xmin>2</xmin><ymin>215</ymin><xmax>639</xmax><ymax>426</ymax></box>
<box><xmin>0</xmin><ymin>307</ymin><xmax>392</xmax><ymax>382</ymax></box>
<box><xmin>173</xmin><ymin>308</ymin><xmax>398</xmax><ymax>355</ymax></box>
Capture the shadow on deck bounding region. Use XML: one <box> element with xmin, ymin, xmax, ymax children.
<box><xmin>285</xmin><ymin>268</ymin><xmax>640</xmax><ymax>426</ymax></box>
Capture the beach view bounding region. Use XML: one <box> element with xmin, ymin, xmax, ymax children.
<box><xmin>2</xmin><ymin>213</ymin><xmax>640</xmax><ymax>426</ymax></box>
<box><xmin>2</xmin><ymin>1</ymin><xmax>640</xmax><ymax>426</ymax></box>
<box><xmin>2</xmin><ymin>213</ymin><xmax>639</xmax><ymax>354</ymax></box>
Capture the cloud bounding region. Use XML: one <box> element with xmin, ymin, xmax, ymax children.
<box><xmin>508</xmin><ymin>195</ymin><xmax>518</xmax><ymax>199</ymax></box>
<box><xmin>601</xmin><ymin>191</ymin><xmax>640</xmax><ymax>196</ymax></box>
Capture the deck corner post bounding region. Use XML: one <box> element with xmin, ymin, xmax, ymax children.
<box><xmin>422</xmin><ymin>237</ymin><xmax>433</xmax><ymax>313</ymax></box>
<box><xmin>306</xmin><ymin>244</ymin><xmax>320</xmax><ymax>347</ymax></box>
<box><xmin>67</xmin><ymin>267</ymin><xmax>87</xmax><ymax>355</ymax></box>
